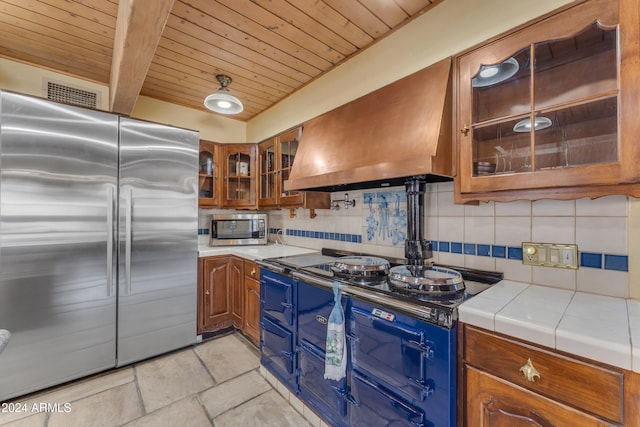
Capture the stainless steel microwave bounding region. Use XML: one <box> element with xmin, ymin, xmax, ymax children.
<box><xmin>210</xmin><ymin>213</ymin><xmax>267</xmax><ymax>246</ymax></box>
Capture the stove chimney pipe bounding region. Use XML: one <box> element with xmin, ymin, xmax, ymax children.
<box><xmin>405</xmin><ymin>176</ymin><xmax>432</xmax><ymax>266</ymax></box>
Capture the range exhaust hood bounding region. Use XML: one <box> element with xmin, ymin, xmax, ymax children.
<box><xmin>284</xmin><ymin>57</ymin><xmax>453</xmax><ymax>192</ymax></box>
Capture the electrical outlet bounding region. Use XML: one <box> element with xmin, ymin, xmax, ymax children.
<box><xmin>521</xmin><ymin>242</ymin><xmax>578</xmax><ymax>269</ymax></box>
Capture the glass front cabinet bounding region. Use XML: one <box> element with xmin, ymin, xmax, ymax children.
<box><xmin>223</xmin><ymin>144</ymin><xmax>257</xmax><ymax>208</ymax></box>
<box><xmin>259</xmin><ymin>126</ymin><xmax>320</xmax><ymax>209</ymax></box>
<box><xmin>455</xmin><ymin>0</ymin><xmax>640</xmax><ymax>202</ymax></box>
<box><xmin>198</xmin><ymin>140</ymin><xmax>220</xmax><ymax>208</ymax></box>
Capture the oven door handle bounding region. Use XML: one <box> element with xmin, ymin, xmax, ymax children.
<box><xmin>405</xmin><ymin>339</ymin><xmax>434</xmax><ymax>359</ymax></box>
<box><xmin>407</xmin><ymin>375</ymin><xmax>434</xmax><ymax>401</ymax></box>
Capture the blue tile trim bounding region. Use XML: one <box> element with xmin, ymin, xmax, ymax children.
<box><xmin>198</xmin><ymin>228</ymin><xmax>209</xmax><ymax>235</ymax></box>
<box><xmin>604</xmin><ymin>254</ymin><xmax>628</xmax><ymax>272</ymax></box>
<box><xmin>477</xmin><ymin>244</ymin><xmax>490</xmax><ymax>257</ymax></box>
<box><xmin>508</xmin><ymin>247</ymin><xmax>523</xmax><ymax>260</ymax></box>
<box><xmin>275</xmin><ymin>229</ymin><xmax>631</xmax><ymax>271</ymax></box>
<box><xmin>492</xmin><ymin>245</ymin><xmax>506</xmax><ymax>258</ymax></box>
<box><xmin>580</xmin><ymin>252</ymin><xmax>602</xmax><ymax>269</ymax></box>
<box><xmin>282</xmin><ymin>228</ymin><xmax>362</xmax><ymax>244</ymax></box>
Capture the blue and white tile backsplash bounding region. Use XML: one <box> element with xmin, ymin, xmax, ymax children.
<box><xmin>363</xmin><ymin>189</ymin><xmax>407</xmax><ymax>247</ymax></box>
<box><xmin>263</xmin><ymin>182</ymin><xmax>637</xmax><ymax>299</ymax></box>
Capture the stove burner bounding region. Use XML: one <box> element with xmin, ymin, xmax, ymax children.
<box><xmin>388</xmin><ymin>265</ymin><xmax>465</xmax><ymax>296</ymax></box>
<box><xmin>330</xmin><ymin>256</ymin><xmax>390</xmax><ymax>283</ymax></box>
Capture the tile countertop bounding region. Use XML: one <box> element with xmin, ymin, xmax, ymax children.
<box><xmin>459</xmin><ymin>280</ymin><xmax>640</xmax><ymax>373</ymax></box>
<box><xmin>197</xmin><ymin>243</ymin><xmax>318</xmax><ymax>261</ymax></box>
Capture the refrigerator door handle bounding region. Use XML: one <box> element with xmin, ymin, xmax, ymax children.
<box><xmin>125</xmin><ymin>188</ymin><xmax>133</xmax><ymax>295</ymax></box>
<box><xmin>107</xmin><ymin>187</ymin><xmax>114</xmax><ymax>296</ymax></box>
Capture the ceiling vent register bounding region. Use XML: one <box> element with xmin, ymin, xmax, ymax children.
<box><xmin>44</xmin><ymin>80</ymin><xmax>99</xmax><ymax>109</ymax></box>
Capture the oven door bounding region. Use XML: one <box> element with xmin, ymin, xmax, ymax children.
<box><xmin>297</xmin><ymin>343</ymin><xmax>349</xmax><ymax>427</ymax></box>
<box><xmin>348</xmin><ymin>298</ymin><xmax>457</xmax><ymax>426</ymax></box>
<box><xmin>261</xmin><ymin>316</ymin><xmax>296</xmax><ymax>391</ymax></box>
<box><xmin>348</xmin><ymin>370</ymin><xmax>425</xmax><ymax>427</ymax></box>
<box><xmin>260</xmin><ymin>270</ymin><xmax>295</xmax><ymax>327</ymax></box>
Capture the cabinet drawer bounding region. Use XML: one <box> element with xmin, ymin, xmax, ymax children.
<box><xmin>462</xmin><ymin>325</ymin><xmax>623</xmax><ymax>423</ymax></box>
<box><xmin>244</xmin><ymin>260</ymin><xmax>259</xmax><ymax>279</ymax></box>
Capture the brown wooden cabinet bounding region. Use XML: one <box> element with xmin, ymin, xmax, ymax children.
<box><xmin>222</xmin><ymin>144</ymin><xmax>257</xmax><ymax>209</ymax></box>
<box><xmin>198</xmin><ymin>256</ymin><xmax>232</xmax><ymax>333</ymax></box>
<box><xmin>460</xmin><ymin>324</ymin><xmax>635</xmax><ymax>426</ymax></box>
<box><xmin>258</xmin><ymin>126</ymin><xmax>330</xmax><ymax>211</ymax></box>
<box><xmin>243</xmin><ymin>259</ymin><xmax>261</xmax><ymax>347</ymax></box>
<box><xmin>198</xmin><ymin>255</ymin><xmax>261</xmax><ymax>347</ymax></box>
<box><xmin>198</xmin><ymin>140</ymin><xmax>221</xmax><ymax>208</ymax></box>
<box><xmin>229</xmin><ymin>256</ymin><xmax>244</xmax><ymax>329</ymax></box>
<box><xmin>455</xmin><ymin>0</ymin><xmax>640</xmax><ymax>202</ymax></box>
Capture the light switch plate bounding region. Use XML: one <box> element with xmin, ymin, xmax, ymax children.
<box><xmin>522</xmin><ymin>242</ymin><xmax>578</xmax><ymax>269</ymax></box>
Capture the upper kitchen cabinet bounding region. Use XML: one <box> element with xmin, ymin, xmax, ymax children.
<box><xmin>455</xmin><ymin>0</ymin><xmax>640</xmax><ymax>202</ymax></box>
<box><xmin>198</xmin><ymin>140</ymin><xmax>221</xmax><ymax>208</ymax></box>
<box><xmin>258</xmin><ymin>126</ymin><xmax>330</xmax><ymax>211</ymax></box>
<box><xmin>223</xmin><ymin>144</ymin><xmax>257</xmax><ymax>209</ymax></box>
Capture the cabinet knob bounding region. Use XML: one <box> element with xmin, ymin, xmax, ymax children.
<box><xmin>460</xmin><ymin>125</ymin><xmax>470</xmax><ymax>136</ymax></box>
<box><xmin>205</xmin><ymin>289</ymin><xmax>210</xmax><ymax>296</ymax></box>
<box><xmin>519</xmin><ymin>358</ymin><xmax>541</xmax><ymax>382</ymax></box>
<box><xmin>251</xmin><ymin>268</ymin><xmax>256</xmax><ymax>276</ymax></box>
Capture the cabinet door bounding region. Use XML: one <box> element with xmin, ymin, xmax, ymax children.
<box><xmin>222</xmin><ymin>144</ymin><xmax>257</xmax><ymax>208</ymax></box>
<box><xmin>198</xmin><ymin>140</ymin><xmax>220</xmax><ymax>208</ymax></box>
<box><xmin>465</xmin><ymin>366</ymin><xmax>615</xmax><ymax>427</ymax></box>
<box><xmin>199</xmin><ymin>256</ymin><xmax>232</xmax><ymax>333</ymax></box>
<box><xmin>229</xmin><ymin>257</ymin><xmax>244</xmax><ymax>329</ymax></box>
<box><xmin>456</xmin><ymin>0</ymin><xmax>640</xmax><ymax>199</ymax></box>
<box><xmin>277</xmin><ymin>127</ymin><xmax>305</xmax><ymax>207</ymax></box>
<box><xmin>243</xmin><ymin>261</ymin><xmax>260</xmax><ymax>347</ymax></box>
<box><xmin>258</xmin><ymin>137</ymin><xmax>279</xmax><ymax>208</ymax></box>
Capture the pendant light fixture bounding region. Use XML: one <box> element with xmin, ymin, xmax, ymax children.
<box><xmin>204</xmin><ymin>74</ymin><xmax>244</xmax><ymax>115</ymax></box>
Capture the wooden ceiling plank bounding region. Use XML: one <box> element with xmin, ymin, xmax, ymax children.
<box><xmin>150</xmin><ymin>50</ymin><xmax>292</xmax><ymax>99</ymax></box>
<box><xmin>393</xmin><ymin>0</ymin><xmax>433</xmax><ymax>15</ymax></box>
<box><xmin>109</xmin><ymin>0</ymin><xmax>175</xmax><ymax>114</ymax></box>
<box><xmin>2</xmin><ymin>0</ymin><xmax>115</xmax><ymax>39</ymax></box>
<box><xmin>358</xmin><ymin>0</ymin><xmax>411</xmax><ymax>27</ymax></box>
<box><xmin>0</xmin><ymin>1</ymin><xmax>114</xmax><ymax>48</ymax></box>
<box><xmin>211</xmin><ymin>0</ymin><xmax>345</xmax><ymax>65</ymax></box>
<box><xmin>67</xmin><ymin>0</ymin><xmax>119</xmax><ymax>17</ymax></box>
<box><xmin>173</xmin><ymin>1</ymin><xmax>329</xmax><ymax>74</ymax></box>
<box><xmin>0</xmin><ymin>10</ymin><xmax>113</xmax><ymax>58</ymax></box>
<box><xmin>152</xmin><ymin>45</ymin><xmax>295</xmax><ymax>96</ymax></box>
<box><xmin>0</xmin><ymin>24</ymin><xmax>111</xmax><ymax>79</ymax></box>
<box><xmin>251</xmin><ymin>0</ymin><xmax>357</xmax><ymax>56</ymax></box>
<box><xmin>322</xmin><ymin>0</ymin><xmax>390</xmax><ymax>38</ymax></box>
<box><xmin>160</xmin><ymin>25</ymin><xmax>312</xmax><ymax>86</ymax></box>
<box><xmin>287</xmin><ymin>0</ymin><xmax>373</xmax><ymax>48</ymax></box>
<box><xmin>146</xmin><ymin>62</ymin><xmax>286</xmax><ymax>107</ymax></box>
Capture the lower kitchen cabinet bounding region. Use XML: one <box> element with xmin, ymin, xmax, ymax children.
<box><xmin>243</xmin><ymin>260</ymin><xmax>261</xmax><ymax>346</ymax></box>
<box><xmin>460</xmin><ymin>324</ymin><xmax>633</xmax><ymax>426</ymax></box>
<box><xmin>230</xmin><ymin>257</ymin><xmax>244</xmax><ymax>329</ymax></box>
<box><xmin>198</xmin><ymin>256</ymin><xmax>232</xmax><ymax>333</ymax></box>
<box><xmin>198</xmin><ymin>255</ymin><xmax>259</xmax><ymax>345</ymax></box>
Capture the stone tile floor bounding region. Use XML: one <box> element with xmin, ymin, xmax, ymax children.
<box><xmin>0</xmin><ymin>333</ymin><xmax>313</xmax><ymax>427</ymax></box>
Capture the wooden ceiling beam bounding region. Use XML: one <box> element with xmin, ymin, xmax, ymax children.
<box><xmin>109</xmin><ymin>0</ymin><xmax>175</xmax><ymax>114</ymax></box>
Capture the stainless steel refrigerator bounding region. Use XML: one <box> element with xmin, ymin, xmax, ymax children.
<box><xmin>0</xmin><ymin>91</ymin><xmax>199</xmax><ymax>401</ymax></box>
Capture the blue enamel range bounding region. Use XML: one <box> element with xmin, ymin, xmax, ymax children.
<box><xmin>258</xmin><ymin>249</ymin><xmax>501</xmax><ymax>427</ymax></box>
